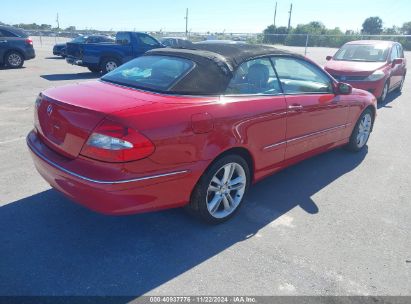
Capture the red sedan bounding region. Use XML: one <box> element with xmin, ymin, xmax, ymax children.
<box><xmin>324</xmin><ymin>40</ymin><xmax>407</xmax><ymax>103</ymax></box>
<box><xmin>27</xmin><ymin>44</ymin><xmax>377</xmax><ymax>223</ymax></box>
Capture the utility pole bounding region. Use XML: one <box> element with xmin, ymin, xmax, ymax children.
<box><xmin>56</xmin><ymin>13</ymin><xmax>60</xmax><ymax>29</ymax></box>
<box><xmin>185</xmin><ymin>8</ymin><xmax>189</xmax><ymax>37</ymax></box>
<box><xmin>287</xmin><ymin>3</ymin><xmax>293</xmax><ymax>32</ymax></box>
<box><xmin>273</xmin><ymin>1</ymin><xmax>277</xmax><ymax>28</ymax></box>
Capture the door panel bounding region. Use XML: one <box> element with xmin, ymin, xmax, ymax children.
<box><xmin>284</xmin><ymin>94</ymin><xmax>349</xmax><ymax>159</ymax></box>
<box><xmin>271</xmin><ymin>56</ymin><xmax>350</xmax><ymax>159</ymax></box>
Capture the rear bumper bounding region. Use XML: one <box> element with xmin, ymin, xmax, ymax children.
<box><xmin>25</xmin><ymin>48</ymin><xmax>35</xmax><ymax>60</ymax></box>
<box><xmin>27</xmin><ymin>130</ymin><xmax>204</xmax><ymax>215</ymax></box>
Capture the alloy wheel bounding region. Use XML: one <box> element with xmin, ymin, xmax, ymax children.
<box><xmin>8</xmin><ymin>53</ymin><xmax>22</xmax><ymax>67</ymax></box>
<box><xmin>356</xmin><ymin>113</ymin><xmax>372</xmax><ymax>149</ymax></box>
<box><xmin>105</xmin><ymin>61</ymin><xmax>117</xmax><ymax>72</ymax></box>
<box><xmin>206</xmin><ymin>162</ymin><xmax>247</xmax><ymax>219</ymax></box>
<box><xmin>380</xmin><ymin>82</ymin><xmax>388</xmax><ymax>102</ymax></box>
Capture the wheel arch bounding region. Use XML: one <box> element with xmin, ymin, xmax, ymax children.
<box><xmin>4</xmin><ymin>49</ymin><xmax>24</xmax><ymax>62</ymax></box>
<box><xmin>201</xmin><ymin>146</ymin><xmax>256</xmax><ymax>183</ymax></box>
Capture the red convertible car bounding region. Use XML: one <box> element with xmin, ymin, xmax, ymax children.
<box><xmin>27</xmin><ymin>44</ymin><xmax>377</xmax><ymax>223</ymax></box>
<box><xmin>324</xmin><ymin>40</ymin><xmax>407</xmax><ymax>103</ymax></box>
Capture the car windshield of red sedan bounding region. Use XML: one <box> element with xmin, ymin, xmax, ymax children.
<box><xmin>101</xmin><ymin>55</ymin><xmax>194</xmax><ymax>92</ymax></box>
<box><xmin>333</xmin><ymin>44</ymin><xmax>389</xmax><ymax>62</ymax></box>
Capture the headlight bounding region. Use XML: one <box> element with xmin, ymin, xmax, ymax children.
<box><xmin>365</xmin><ymin>70</ymin><xmax>385</xmax><ymax>81</ymax></box>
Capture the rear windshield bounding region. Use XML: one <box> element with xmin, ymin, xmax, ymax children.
<box><xmin>1</xmin><ymin>27</ymin><xmax>28</xmax><ymax>38</ymax></box>
<box><xmin>101</xmin><ymin>55</ymin><xmax>194</xmax><ymax>92</ymax></box>
<box><xmin>334</xmin><ymin>44</ymin><xmax>389</xmax><ymax>62</ymax></box>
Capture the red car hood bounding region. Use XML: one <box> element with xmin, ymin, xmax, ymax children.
<box><xmin>325</xmin><ymin>60</ymin><xmax>388</xmax><ymax>75</ymax></box>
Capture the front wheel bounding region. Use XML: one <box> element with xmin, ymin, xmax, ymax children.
<box><xmin>187</xmin><ymin>155</ymin><xmax>251</xmax><ymax>224</ymax></box>
<box><xmin>345</xmin><ymin>108</ymin><xmax>374</xmax><ymax>152</ymax></box>
<box><xmin>378</xmin><ymin>81</ymin><xmax>389</xmax><ymax>103</ymax></box>
<box><xmin>5</xmin><ymin>51</ymin><xmax>24</xmax><ymax>68</ymax></box>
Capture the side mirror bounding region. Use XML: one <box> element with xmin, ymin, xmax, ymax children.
<box><xmin>336</xmin><ymin>82</ymin><xmax>352</xmax><ymax>95</ymax></box>
<box><xmin>392</xmin><ymin>58</ymin><xmax>403</xmax><ymax>66</ymax></box>
<box><xmin>326</xmin><ymin>56</ymin><xmax>333</xmax><ymax>61</ymax></box>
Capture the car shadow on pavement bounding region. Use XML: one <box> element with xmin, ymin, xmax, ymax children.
<box><xmin>377</xmin><ymin>91</ymin><xmax>402</xmax><ymax>109</ymax></box>
<box><xmin>40</xmin><ymin>73</ymin><xmax>100</xmax><ymax>81</ymax></box>
<box><xmin>0</xmin><ymin>147</ymin><xmax>367</xmax><ymax>299</ymax></box>
<box><xmin>44</xmin><ymin>56</ymin><xmax>65</xmax><ymax>60</ymax></box>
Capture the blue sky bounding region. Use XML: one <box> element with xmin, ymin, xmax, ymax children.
<box><xmin>1</xmin><ymin>0</ymin><xmax>410</xmax><ymax>33</ymax></box>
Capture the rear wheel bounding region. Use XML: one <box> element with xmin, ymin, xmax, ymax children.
<box><xmin>5</xmin><ymin>51</ymin><xmax>24</xmax><ymax>68</ymax></box>
<box><xmin>187</xmin><ymin>155</ymin><xmax>250</xmax><ymax>224</ymax></box>
<box><xmin>345</xmin><ymin>108</ymin><xmax>374</xmax><ymax>152</ymax></box>
<box><xmin>101</xmin><ymin>58</ymin><xmax>119</xmax><ymax>74</ymax></box>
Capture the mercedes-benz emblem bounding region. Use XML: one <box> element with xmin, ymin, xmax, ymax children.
<box><xmin>47</xmin><ymin>104</ymin><xmax>53</xmax><ymax>116</ymax></box>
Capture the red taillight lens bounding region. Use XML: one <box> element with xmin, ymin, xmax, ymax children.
<box><xmin>80</xmin><ymin>119</ymin><xmax>155</xmax><ymax>163</ymax></box>
<box><xmin>25</xmin><ymin>38</ymin><xmax>33</xmax><ymax>46</ymax></box>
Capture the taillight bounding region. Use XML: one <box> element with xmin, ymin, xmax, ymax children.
<box><xmin>80</xmin><ymin>119</ymin><xmax>155</xmax><ymax>163</ymax></box>
<box><xmin>25</xmin><ymin>38</ymin><xmax>33</xmax><ymax>46</ymax></box>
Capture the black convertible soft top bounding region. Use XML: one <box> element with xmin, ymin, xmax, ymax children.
<box><xmin>145</xmin><ymin>43</ymin><xmax>301</xmax><ymax>95</ymax></box>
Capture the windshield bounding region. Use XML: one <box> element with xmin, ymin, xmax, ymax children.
<box><xmin>334</xmin><ymin>44</ymin><xmax>389</xmax><ymax>62</ymax></box>
<box><xmin>101</xmin><ymin>55</ymin><xmax>194</xmax><ymax>92</ymax></box>
<box><xmin>71</xmin><ymin>36</ymin><xmax>86</xmax><ymax>43</ymax></box>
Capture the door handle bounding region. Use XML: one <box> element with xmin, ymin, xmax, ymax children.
<box><xmin>288</xmin><ymin>104</ymin><xmax>304</xmax><ymax>111</ymax></box>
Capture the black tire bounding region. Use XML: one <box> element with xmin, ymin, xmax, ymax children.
<box><xmin>101</xmin><ymin>58</ymin><xmax>120</xmax><ymax>74</ymax></box>
<box><xmin>378</xmin><ymin>80</ymin><xmax>389</xmax><ymax>103</ymax></box>
<box><xmin>345</xmin><ymin>108</ymin><xmax>374</xmax><ymax>152</ymax></box>
<box><xmin>5</xmin><ymin>51</ymin><xmax>24</xmax><ymax>68</ymax></box>
<box><xmin>87</xmin><ymin>66</ymin><xmax>101</xmax><ymax>73</ymax></box>
<box><xmin>187</xmin><ymin>154</ymin><xmax>251</xmax><ymax>224</ymax></box>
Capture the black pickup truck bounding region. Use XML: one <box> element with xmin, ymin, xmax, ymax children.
<box><xmin>0</xmin><ymin>26</ymin><xmax>35</xmax><ymax>68</ymax></box>
<box><xmin>66</xmin><ymin>31</ymin><xmax>163</xmax><ymax>73</ymax></box>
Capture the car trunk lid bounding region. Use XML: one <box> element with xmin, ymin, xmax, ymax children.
<box><xmin>35</xmin><ymin>81</ymin><xmax>154</xmax><ymax>158</ymax></box>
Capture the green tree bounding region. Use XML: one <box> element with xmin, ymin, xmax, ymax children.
<box><xmin>402</xmin><ymin>22</ymin><xmax>411</xmax><ymax>35</ymax></box>
<box><xmin>362</xmin><ymin>17</ymin><xmax>383</xmax><ymax>35</ymax></box>
<box><xmin>65</xmin><ymin>26</ymin><xmax>76</xmax><ymax>31</ymax></box>
<box><xmin>263</xmin><ymin>25</ymin><xmax>288</xmax><ymax>44</ymax></box>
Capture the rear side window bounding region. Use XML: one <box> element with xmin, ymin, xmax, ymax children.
<box><xmin>273</xmin><ymin>57</ymin><xmax>332</xmax><ymax>94</ymax></box>
<box><xmin>102</xmin><ymin>55</ymin><xmax>194</xmax><ymax>92</ymax></box>
<box><xmin>138</xmin><ymin>35</ymin><xmax>160</xmax><ymax>47</ymax></box>
<box><xmin>116</xmin><ymin>32</ymin><xmax>131</xmax><ymax>45</ymax></box>
<box><xmin>0</xmin><ymin>29</ymin><xmax>17</xmax><ymax>37</ymax></box>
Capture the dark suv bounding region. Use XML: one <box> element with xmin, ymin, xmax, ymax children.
<box><xmin>0</xmin><ymin>26</ymin><xmax>35</xmax><ymax>68</ymax></box>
